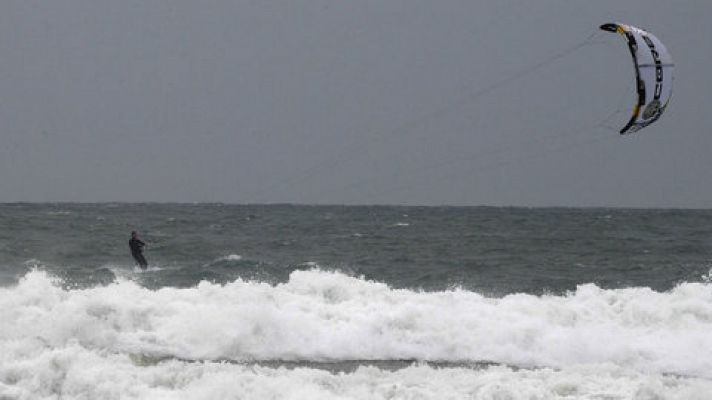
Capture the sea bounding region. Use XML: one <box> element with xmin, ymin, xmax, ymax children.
<box><xmin>1</xmin><ymin>203</ymin><xmax>711</xmax><ymax>399</ymax></box>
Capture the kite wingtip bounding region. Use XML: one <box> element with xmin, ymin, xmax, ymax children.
<box><xmin>599</xmin><ymin>23</ymin><xmax>619</xmax><ymax>33</ymax></box>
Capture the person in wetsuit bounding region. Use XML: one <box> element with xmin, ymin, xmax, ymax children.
<box><xmin>129</xmin><ymin>231</ymin><xmax>148</xmax><ymax>269</ymax></box>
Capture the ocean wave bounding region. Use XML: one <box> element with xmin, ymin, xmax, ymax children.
<box><xmin>218</xmin><ymin>254</ymin><xmax>243</xmax><ymax>262</ymax></box>
<box><xmin>1</xmin><ymin>269</ymin><xmax>711</xmax><ymax>380</ymax></box>
<box><xmin>1</xmin><ymin>344</ymin><xmax>710</xmax><ymax>400</ymax></box>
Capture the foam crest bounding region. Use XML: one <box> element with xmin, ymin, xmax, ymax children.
<box><xmin>1</xmin><ymin>270</ymin><xmax>711</xmax><ymax>378</ymax></box>
<box><xmin>1</xmin><ymin>345</ymin><xmax>711</xmax><ymax>400</ymax></box>
<box><xmin>218</xmin><ymin>254</ymin><xmax>242</xmax><ymax>262</ymax></box>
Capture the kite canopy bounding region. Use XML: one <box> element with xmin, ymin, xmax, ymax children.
<box><xmin>600</xmin><ymin>23</ymin><xmax>674</xmax><ymax>134</ymax></box>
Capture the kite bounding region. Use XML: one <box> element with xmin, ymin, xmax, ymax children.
<box><xmin>600</xmin><ymin>23</ymin><xmax>674</xmax><ymax>134</ymax></box>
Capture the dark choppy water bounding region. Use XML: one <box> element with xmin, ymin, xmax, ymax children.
<box><xmin>1</xmin><ymin>203</ymin><xmax>710</xmax><ymax>292</ymax></box>
<box><xmin>1</xmin><ymin>204</ymin><xmax>712</xmax><ymax>399</ymax></box>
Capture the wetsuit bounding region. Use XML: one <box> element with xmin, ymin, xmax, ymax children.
<box><xmin>129</xmin><ymin>238</ymin><xmax>148</xmax><ymax>269</ymax></box>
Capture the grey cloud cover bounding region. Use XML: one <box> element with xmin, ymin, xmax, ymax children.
<box><xmin>1</xmin><ymin>1</ymin><xmax>710</xmax><ymax>207</ymax></box>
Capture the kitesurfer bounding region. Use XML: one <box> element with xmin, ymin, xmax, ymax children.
<box><xmin>129</xmin><ymin>231</ymin><xmax>148</xmax><ymax>269</ymax></box>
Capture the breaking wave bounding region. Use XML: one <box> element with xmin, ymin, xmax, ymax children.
<box><xmin>1</xmin><ymin>269</ymin><xmax>711</xmax><ymax>399</ymax></box>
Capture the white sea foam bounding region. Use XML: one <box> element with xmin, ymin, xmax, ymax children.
<box><xmin>46</xmin><ymin>210</ymin><xmax>72</xmax><ymax>216</ymax></box>
<box><xmin>1</xmin><ymin>345</ymin><xmax>710</xmax><ymax>400</ymax></box>
<box><xmin>300</xmin><ymin>261</ymin><xmax>319</xmax><ymax>267</ymax></box>
<box><xmin>132</xmin><ymin>265</ymin><xmax>167</xmax><ymax>273</ymax></box>
<box><xmin>22</xmin><ymin>259</ymin><xmax>44</xmax><ymax>267</ymax></box>
<box><xmin>702</xmin><ymin>267</ymin><xmax>712</xmax><ymax>283</ymax></box>
<box><xmin>201</xmin><ymin>254</ymin><xmax>243</xmax><ymax>268</ymax></box>
<box><xmin>1</xmin><ymin>269</ymin><xmax>711</xmax><ymax>399</ymax></box>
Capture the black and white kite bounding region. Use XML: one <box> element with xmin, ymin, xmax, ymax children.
<box><xmin>600</xmin><ymin>23</ymin><xmax>674</xmax><ymax>134</ymax></box>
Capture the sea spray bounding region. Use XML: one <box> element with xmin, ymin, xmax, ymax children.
<box><xmin>2</xmin><ymin>269</ymin><xmax>711</xmax><ymax>379</ymax></box>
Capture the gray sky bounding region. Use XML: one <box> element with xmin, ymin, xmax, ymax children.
<box><xmin>1</xmin><ymin>0</ymin><xmax>711</xmax><ymax>207</ymax></box>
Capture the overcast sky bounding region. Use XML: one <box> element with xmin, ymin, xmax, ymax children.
<box><xmin>1</xmin><ymin>1</ymin><xmax>710</xmax><ymax>207</ymax></box>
